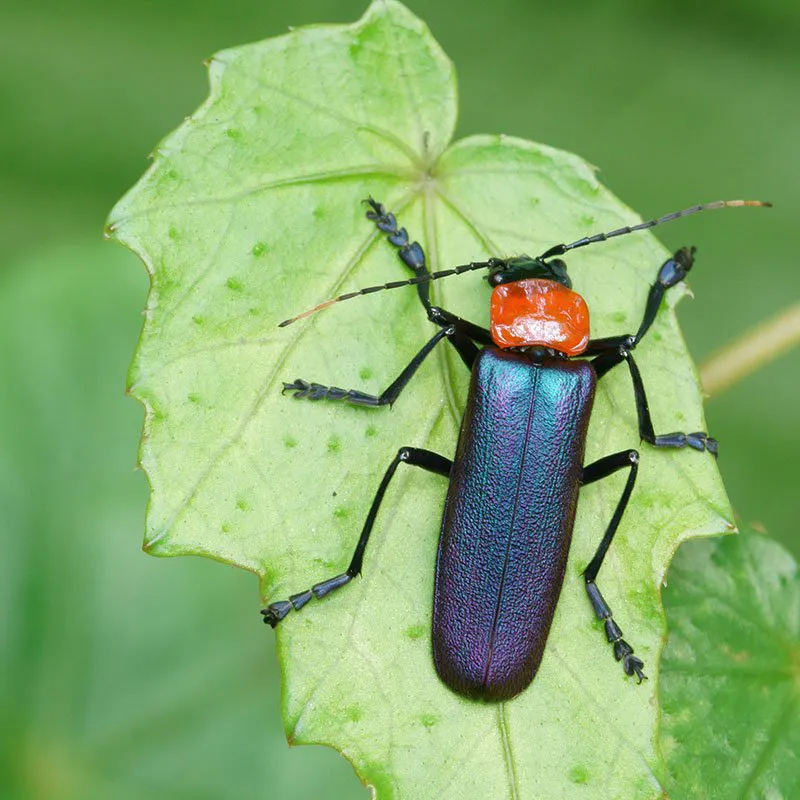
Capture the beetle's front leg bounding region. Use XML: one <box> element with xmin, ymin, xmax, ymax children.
<box><xmin>585</xmin><ymin>246</ymin><xmax>696</xmax><ymax>356</ymax></box>
<box><xmin>365</xmin><ymin>197</ymin><xmax>494</xmax><ymax>352</ymax></box>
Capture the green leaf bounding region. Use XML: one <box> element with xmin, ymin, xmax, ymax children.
<box><xmin>107</xmin><ymin>1</ymin><xmax>733</xmax><ymax>796</ymax></box>
<box><xmin>661</xmin><ymin>531</ymin><xmax>800</xmax><ymax>799</ymax></box>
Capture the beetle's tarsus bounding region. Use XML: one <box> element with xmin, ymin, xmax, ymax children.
<box><xmin>611</xmin><ymin>632</ymin><xmax>647</xmax><ymax>683</ymax></box>
<box><xmin>261</xmin><ymin>574</ymin><xmax>356</xmax><ymax>628</ymax></box>
<box><xmin>282</xmin><ymin>378</ymin><xmax>313</xmax><ymax>397</ymax></box>
<box><xmin>261</xmin><ymin>601</ymin><xmax>292</xmax><ymax>628</ymax></box>
<box><xmin>282</xmin><ymin>378</ymin><xmax>336</xmax><ymax>401</ymax></box>
<box><xmin>282</xmin><ymin>378</ymin><xmax>376</xmax><ymax>405</ymax></box>
<box><xmin>624</xmin><ymin>654</ymin><xmax>647</xmax><ymax>683</ymax></box>
<box><xmin>587</xmin><ymin>579</ymin><xmax>647</xmax><ymax>685</ymax></box>
<box><xmin>365</xmin><ymin>198</ymin><xmax>429</xmax><ymax>276</ymax></box>
<box><xmin>651</xmin><ymin>430</ymin><xmax>719</xmax><ymax>457</ymax></box>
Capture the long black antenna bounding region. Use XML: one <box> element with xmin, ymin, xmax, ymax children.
<box><xmin>278</xmin><ymin>258</ymin><xmax>502</xmax><ymax>327</ymax></box>
<box><xmin>279</xmin><ymin>198</ymin><xmax>771</xmax><ymax>327</ymax></box>
<box><xmin>538</xmin><ymin>199</ymin><xmax>771</xmax><ymax>259</ymax></box>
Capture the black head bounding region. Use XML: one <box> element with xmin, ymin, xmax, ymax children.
<box><xmin>486</xmin><ymin>256</ymin><xmax>572</xmax><ymax>289</ymax></box>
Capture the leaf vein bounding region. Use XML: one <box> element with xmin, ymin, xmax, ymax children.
<box><xmin>111</xmin><ymin>165</ymin><xmax>406</xmax><ymax>229</ymax></box>
<box><xmin>150</xmin><ymin>193</ymin><xmax>417</xmax><ymax>546</ymax></box>
<box><xmin>497</xmin><ymin>704</ymin><xmax>521</xmax><ymax>800</ymax></box>
<box><xmin>736</xmin><ymin>688</ymin><xmax>797</xmax><ymax>799</ymax></box>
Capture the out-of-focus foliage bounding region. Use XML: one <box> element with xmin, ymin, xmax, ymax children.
<box><xmin>662</xmin><ymin>530</ymin><xmax>800</xmax><ymax>799</ymax></box>
<box><xmin>0</xmin><ymin>244</ymin><xmax>359</xmax><ymax>798</ymax></box>
<box><xmin>1</xmin><ymin>0</ymin><xmax>797</xmax><ymax>797</ymax></box>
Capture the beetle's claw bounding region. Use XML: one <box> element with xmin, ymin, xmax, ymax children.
<box><xmin>282</xmin><ymin>379</ymin><xmax>309</xmax><ymax>397</ymax></box>
<box><xmin>611</xmin><ymin>636</ymin><xmax>647</xmax><ymax>683</ymax></box>
<box><xmin>624</xmin><ymin>654</ymin><xmax>647</xmax><ymax>683</ymax></box>
<box><xmin>261</xmin><ymin>601</ymin><xmax>292</xmax><ymax>628</ymax></box>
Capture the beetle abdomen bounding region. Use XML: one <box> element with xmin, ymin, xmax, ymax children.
<box><xmin>432</xmin><ymin>348</ymin><xmax>596</xmax><ymax>701</ymax></box>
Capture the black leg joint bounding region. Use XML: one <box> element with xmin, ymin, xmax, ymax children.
<box><xmin>290</xmin><ymin>590</ymin><xmax>313</xmax><ymax>611</ymax></box>
<box><xmin>586</xmin><ymin>581</ymin><xmax>612</xmax><ymax>619</ymax></box>
<box><xmin>427</xmin><ymin>306</ymin><xmax>451</xmax><ymax>327</ymax></box>
<box><xmin>312</xmin><ymin>573</ymin><xmax>352</xmax><ymax>599</ymax></box>
<box><xmin>656</xmin><ymin>246</ymin><xmax>695</xmax><ymax>289</ymax></box>
<box><xmin>604</xmin><ymin>618</ymin><xmax>623</xmax><ymax>643</ymax></box>
<box><xmin>427</xmin><ymin>305</ymin><xmax>493</xmax><ymax>347</ymax></box>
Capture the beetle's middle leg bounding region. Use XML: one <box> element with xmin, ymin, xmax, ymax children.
<box><xmin>585</xmin><ymin>247</ymin><xmax>717</xmax><ymax>455</ymax></box>
<box><xmin>261</xmin><ymin>446</ymin><xmax>452</xmax><ymax>627</ymax></box>
<box><xmin>592</xmin><ymin>346</ymin><xmax>718</xmax><ymax>455</ymax></box>
<box><xmin>581</xmin><ymin>448</ymin><xmax>646</xmax><ymax>682</ymax></box>
<box><xmin>283</xmin><ymin>322</ymin><xmax>479</xmax><ymax>406</ymax></box>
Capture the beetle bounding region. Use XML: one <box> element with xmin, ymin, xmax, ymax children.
<box><xmin>261</xmin><ymin>197</ymin><xmax>769</xmax><ymax>701</ymax></box>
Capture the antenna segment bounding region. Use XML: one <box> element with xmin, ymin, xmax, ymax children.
<box><xmin>280</xmin><ymin>199</ymin><xmax>771</xmax><ymax>327</ymax></box>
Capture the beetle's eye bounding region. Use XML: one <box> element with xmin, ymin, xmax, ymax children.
<box><xmin>545</xmin><ymin>258</ymin><xmax>571</xmax><ymax>289</ymax></box>
<box><xmin>485</xmin><ymin>269</ymin><xmax>504</xmax><ymax>286</ymax></box>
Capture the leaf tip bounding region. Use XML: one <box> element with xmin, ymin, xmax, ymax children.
<box><xmin>142</xmin><ymin>531</ymin><xmax>168</xmax><ymax>553</ymax></box>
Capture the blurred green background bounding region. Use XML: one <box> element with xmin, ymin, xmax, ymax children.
<box><xmin>1</xmin><ymin>1</ymin><xmax>797</xmax><ymax>797</ymax></box>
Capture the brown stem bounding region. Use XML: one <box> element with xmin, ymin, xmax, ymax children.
<box><xmin>700</xmin><ymin>302</ymin><xmax>800</xmax><ymax>398</ymax></box>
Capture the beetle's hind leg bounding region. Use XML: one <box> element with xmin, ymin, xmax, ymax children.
<box><xmin>581</xmin><ymin>449</ymin><xmax>646</xmax><ymax>683</ymax></box>
<box><xmin>261</xmin><ymin>446</ymin><xmax>452</xmax><ymax>627</ymax></box>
